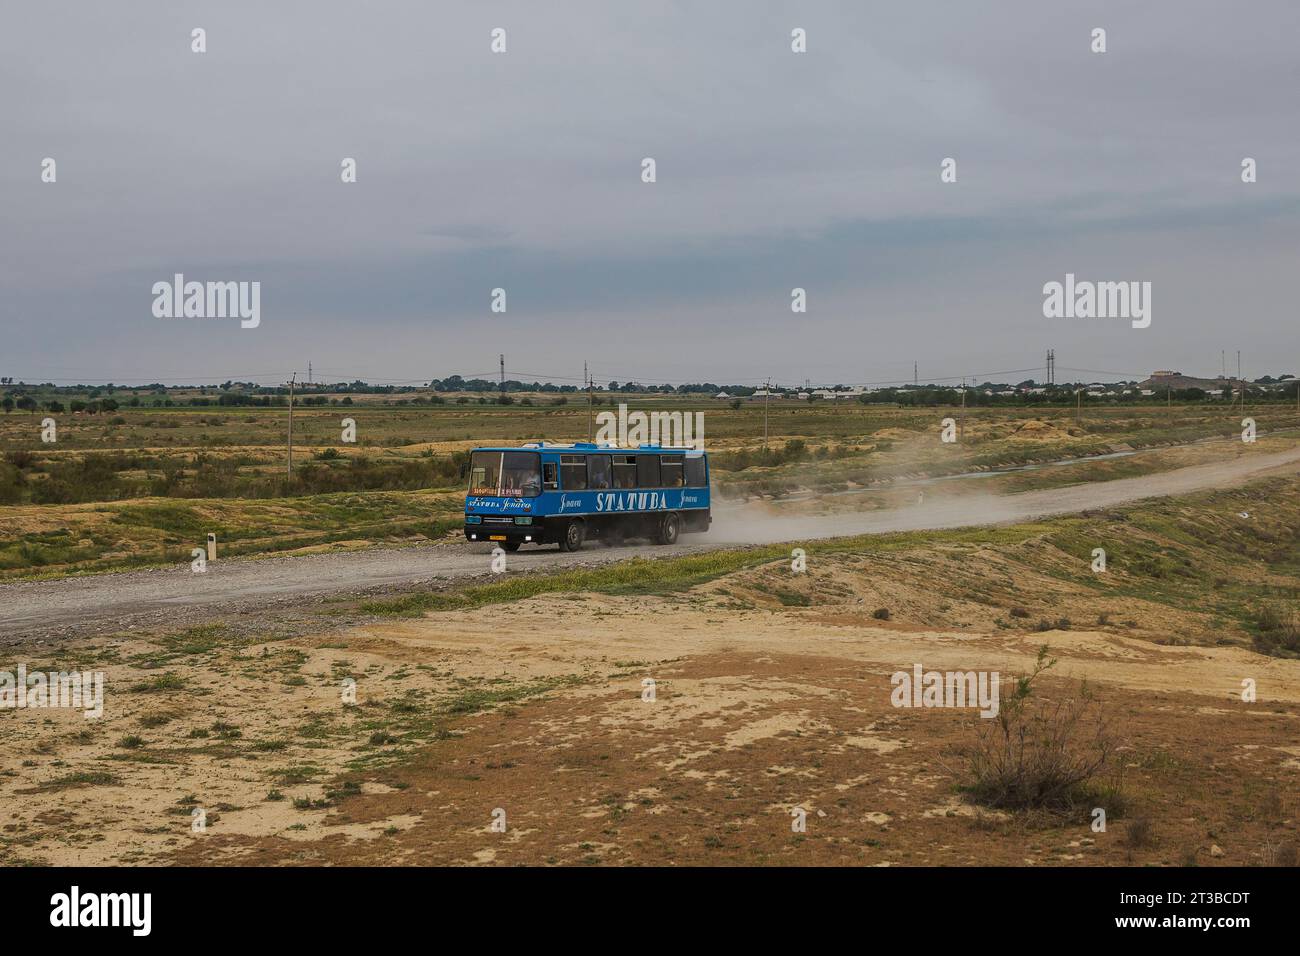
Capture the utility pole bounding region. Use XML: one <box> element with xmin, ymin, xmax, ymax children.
<box><xmin>959</xmin><ymin>379</ymin><xmax>966</xmax><ymax>441</ymax></box>
<box><xmin>763</xmin><ymin>378</ymin><xmax>771</xmax><ymax>449</ymax></box>
<box><xmin>1237</xmin><ymin>351</ymin><xmax>1244</xmax><ymax>414</ymax></box>
<box><xmin>286</xmin><ymin>373</ymin><xmax>296</xmax><ymax>478</ymax></box>
<box><xmin>914</xmin><ymin>361</ymin><xmax>918</xmax><ymax>386</ymax></box>
<box><xmin>499</xmin><ymin>353</ymin><xmax>505</xmax><ymax>401</ymax></box>
<box><xmin>585</xmin><ymin>362</ymin><xmax>593</xmax><ymax>442</ymax></box>
<box><xmin>308</xmin><ymin>361</ymin><xmax>312</xmax><ymax>385</ymax></box>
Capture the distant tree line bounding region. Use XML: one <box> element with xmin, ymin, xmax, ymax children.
<box><xmin>3</xmin><ymin>373</ymin><xmax>1297</xmax><ymax>411</ymax></box>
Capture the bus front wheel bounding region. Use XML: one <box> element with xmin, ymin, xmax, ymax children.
<box><xmin>559</xmin><ymin>519</ymin><xmax>585</xmax><ymax>552</ymax></box>
<box><xmin>656</xmin><ymin>512</ymin><xmax>681</xmax><ymax>545</ymax></box>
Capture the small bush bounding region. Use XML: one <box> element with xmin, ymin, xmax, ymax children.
<box><xmin>1254</xmin><ymin>603</ymin><xmax>1300</xmax><ymax>657</ymax></box>
<box><xmin>1009</xmin><ymin>607</ymin><xmax>1030</xmax><ymax>619</ymax></box>
<box><xmin>872</xmin><ymin>607</ymin><xmax>891</xmax><ymax>620</ymax></box>
<box><xmin>1264</xmin><ymin>840</ymin><xmax>1298</xmax><ymax>867</ymax></box>
<box><xmin>961</xmin><ymin>646</ymin><xmax>1118</xmax><ymax>812</ymax></box>
<box><xmin>1124</xmin><ymin>816</ymin><xmax>1156</xmax><ymax>850</ymax></box>
<box><xmin>211</xmin><ymin>721</ymin><xmax>242</xmax><ymax>740</ymax></box>
<box><xmin>128</xmin><ymin>673</ymin><xmax>185</xmax><ymax>693</ymax></box>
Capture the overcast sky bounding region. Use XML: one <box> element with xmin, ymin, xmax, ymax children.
<box><xmin>4</xmin><ymin>1</ymin><xmax>1298</xmax><ymax>387</ymax></box>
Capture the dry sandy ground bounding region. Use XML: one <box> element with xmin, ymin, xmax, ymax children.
<box><xmin>3</xmin><ymin>551</ymin><xmax>1297</xmax><ymax>867</ymax></box>
<box><xmin>4</xmin><ymin>441</ymin><xmax>1300</xmax><ymax>642</ymax></box>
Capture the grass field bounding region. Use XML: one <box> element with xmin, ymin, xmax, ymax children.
<box><xmin>2</xmin><ymin>395</ymin><xmax>1298</xmax><ymax>578</ymax></box>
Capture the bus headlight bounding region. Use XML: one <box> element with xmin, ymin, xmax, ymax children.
<box><xmin>466</xmin><ymin>515</ymin><xmax>482</xmax><ymax>524</ymax></box>
<box><xmin>514</xmin><ymin>516</ymin><xmax>533</xmax><ymax>525</ymax></box>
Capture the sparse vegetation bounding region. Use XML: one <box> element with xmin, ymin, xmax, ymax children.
<box><xmin>5</xmin><ymin>395</ymin><xmax>1300</xmax><ymax>868</ymax></box>
<box><xmin>1254</xmin><ymin>603</ymin><xmax>1300</xmax><ymax>657</ymax></box>
<box><xmin>32</xmin><ymin>771</ymin><xmax>122</xmax><ymax>791</ymax></box>
<box><xmin>1124</xmin><ymin>816</ymin><xmax>1156</xmax><ymax>851</ymax></box>
<box><xmin>961</xmin><ymin>646</ymin><xmax>1119</xmax><ymax>813</ymax></box>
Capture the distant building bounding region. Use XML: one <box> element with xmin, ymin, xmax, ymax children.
<box><xmin>1140</xmin><ymin>370</ymin><xmax>1226</xmax><ymax>391</ymax></box>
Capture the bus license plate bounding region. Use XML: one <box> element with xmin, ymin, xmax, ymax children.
<box><xmin>489</xmin><ymin>535</ymin><xmax>507</xmax><ymax>541</ymax></box>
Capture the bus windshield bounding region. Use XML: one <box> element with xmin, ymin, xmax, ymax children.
<box><xmin>468</xmin><ymin>451</ymin><xmax>541</xmax><ymax>497</ymax></box>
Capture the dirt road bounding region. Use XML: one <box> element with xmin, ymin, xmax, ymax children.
<box><xmin>4</xmin><ymin>445</ymin><xmax>1299</xmax><ymax>642</ymax></box>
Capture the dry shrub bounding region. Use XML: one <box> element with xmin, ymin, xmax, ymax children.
<box><xmin>1124</xmin><ymin>816</ymin><xmax>1156</xmax><ymax>850</ymax></box>
<box><xmin>1261</xmin><ymin>838</ymin><xmax>1298</xmax><ymax>867</ymax></box>
<box><xmin>1254</xmin><ymin>603</ymin><xmax>1300</xmax><ymax>657</ymax></box>
<box><xmin>962</xmin><ymin>646</ymin><xmax>1119</xmax><ymax>812</ymax></box>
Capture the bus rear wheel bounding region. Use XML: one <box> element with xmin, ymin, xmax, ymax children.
<box><xmin>559</xmin><ymin>519</ymin><xmax>585</xmax><ymax>552</ymax></box>
<box><xmin>656</xmin><ymin>512</ymin><xmax>681</xmax><ymax>545</ymax></box>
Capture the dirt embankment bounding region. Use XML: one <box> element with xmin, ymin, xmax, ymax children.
<box><xmin>3</xmin><ymin>541</ymin><xmax>1298</xmax><ymax>867</ymax></box>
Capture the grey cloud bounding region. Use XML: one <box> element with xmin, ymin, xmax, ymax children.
<box><xmin>2</xmin><ymin>0</ymin><xmax>1297</xmax><ymax>384</ymax></box>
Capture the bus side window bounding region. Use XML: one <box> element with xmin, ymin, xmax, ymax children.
<box><xmin>636</xmin><ymin>454</ymin><xmax>661</xmax><ymax>488</ymax></box>
<box><xmin>559</xmin><ymin>455</ymin><xmax>586</xmax><ymax>490</ymax></box>
<box><xmin>684</xmin><ymin>455</ymin><xmax>706</xmax><ymax>487</ymax></box>
<box><xmin>543</xmin><ymin>461</ymin><xmax>559</xmax><ymax>490</ymax></box>
<box><xmin>588</xmin><ymin>454</ymin><xmax>612</xmax><ymax>489</ymax></box>
<box><xmin>660</xmin><ymin>455</ymin><xmax>684</xmax><ymax>487</ymax></box>
<box><xmin>613</xmin><ymin>455</ymin><xmax>638</xmax><ymax>489</ymax></box>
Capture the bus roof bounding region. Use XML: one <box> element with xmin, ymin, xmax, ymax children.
<box><xmin>471</xmin><ymin>442</ymin><xmax>703</xmax><ymax>453</ymax></box>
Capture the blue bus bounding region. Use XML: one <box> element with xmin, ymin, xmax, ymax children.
<box><xmin>464</xmin><ymin>442</ymin><xmax>710</xmax><ymax>551</ymax></box>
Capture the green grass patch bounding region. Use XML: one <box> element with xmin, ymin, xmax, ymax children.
<box><xmin>362</xmin><ymin>526</ymin><xmax>1048</xmax><ymax>617</ymax></box>
<box><xmin>439</xmin><ymin>675</ymin><xmax>586</xmax><ymax>716</ymax></box>
<box><xmin>30</xmin><ymin>771</ymin><xmax>122</xmax><ymax>791</ymax></box>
